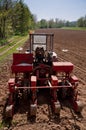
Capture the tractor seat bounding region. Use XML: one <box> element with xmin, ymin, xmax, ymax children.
<box><xmin>11</xmin><ymin>53</ymin><xmax>33</xmax><ymax>73</ymax></box>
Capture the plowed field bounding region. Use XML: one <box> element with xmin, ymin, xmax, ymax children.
<box><xmin>0</xmin><ymin>29</ymin><xmax>86</xmax><ymax>130</ymax></box>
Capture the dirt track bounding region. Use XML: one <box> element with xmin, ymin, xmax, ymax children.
<box><xmin>0</xmin><ymin>29</ymin><xmax>86</xmax><ymax>130</ymax></box>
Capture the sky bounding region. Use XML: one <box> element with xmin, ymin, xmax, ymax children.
<box><xmin>24</xmin><ymin>0</ymin><xmax>86</xmax><ymax>21</ymax></box>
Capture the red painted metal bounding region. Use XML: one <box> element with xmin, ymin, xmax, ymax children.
<box><xmin>8</xmin><ymin>78</ymin><xmax>15</xmax><ymax>93</ymax></box>
<box><xmin>12</xmin><ymin>64</ymin><xmax>33</xmax><ymax>73</ymax></box>
<box><xmin>70</xmin><ymin>75</ymin><xmax>78</xmax><ymax>83</ymax></box>
<box><xmin>51</xmin><ymin>75</ymin><xmax>58</xmax><ymax>101</ymax></box>
<box><xmin>13</xmin><ymin>53</ymin><xmax>33</xmax><ymax>65</ymax></box>
<box><xmin>31</xmin><ymin>76</ymin><xmax>37</xmax><ymax>91</ymax></box>
<box><xmin>51</xmin><ymin>75</ymin><xmax>58</xmax><ymax>86</ymax></box>
<box><xmin>11</xmin><ymin>53</ymin><xmax>33</xmax><ymax>73</ymax></box>
<box><xmin>53</xmin><ymin>62</ymin><xmax>73</xmax><ymax>72</ymax></box>
<box><xmin>8</xmin><ymin>78</ymin><xmax>15</xmax><ymax>85</ymax></box>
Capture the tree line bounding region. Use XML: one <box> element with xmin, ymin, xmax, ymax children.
<box><xmin>36</xmin><ymin>15</ymin><xmax>86</xmax><ymax>29</ymax></box>
<box><xmin>36</xmin><ymin>18</ymin><xmax>76</xmax><ymax>28</ymax></box>
<box><xmin>0</xmin><ymin>0</ymin><xmax>35</xmax><ymax>40</ymax></box>
<box><xmin>0</xmin><ymin>0</ymin><xmax>86</xmax><ymax>41</ymax></box>
<box><xmin>77</xmin><ymin>15</ymin><xmax>86</xmax><ymax>27</ymax></box>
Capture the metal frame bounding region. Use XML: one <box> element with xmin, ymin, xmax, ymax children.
<box><xmin>30</xmin><ymin>33</ymin><xmax>54</xmax><ymax>52</ymax></box>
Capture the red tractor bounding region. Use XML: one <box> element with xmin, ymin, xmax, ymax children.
<box><xmin>5</xmin><ymin>33</ymin><xmax>83</xmax><ymax>119</ymax></box>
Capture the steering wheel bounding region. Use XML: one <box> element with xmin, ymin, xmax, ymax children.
<box><xmin>33</xmin><ymin>64</ymin><xmax>51</xmax><ymax>78</ymax></box>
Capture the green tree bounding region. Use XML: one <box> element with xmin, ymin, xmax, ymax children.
<box><xmin>77</xmin><ymin>15</ymin><xmax>86</xmax><ymax>27</ymax></box>
<box><xmin>77</xmin><ymin>17</ymin><xmax>84</xmax><ymax>27</ymax></box>
<box><xmin>48</xmin><ymin>19</ymin><xmax>55</xmax><ymax>28</ymax></box>
<box><xmin>65</xmin><ymin>21</ymin><xmax>70</xmax><ymax>27</ymax></box>
<box><xmin>0</xmin><ymin>0</ymin><xmax>17</xmax><ymax>39</ymax></box>
<box><xmin>0</xmin><ymin>0</ymin><xmax>35</xmax><ymax>39</ymax></box>
<box><xmin>39</xmin><ymin>19</ymin><xmax>48</xmax><ymax>28</ymax></box>
<box><xmin>83</xmin><ymin>15</ymin><xmax>86</xmax><ymax>27</ymax></box>
<box><xmin>12</xmin><ymin>0</ymin><xmax>35</xmax><ymax>35</ymax></box>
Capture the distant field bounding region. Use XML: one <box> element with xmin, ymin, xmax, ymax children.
<box><xmin>62</xmin><ymin>27</ymin><xmax>86</xmax><ymax>31</ymax></box>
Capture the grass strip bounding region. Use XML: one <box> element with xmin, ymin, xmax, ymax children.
<box><xmin>61</xmin><ymin>27</ymin><xmax>86</xmax><ymax>31</ymax></box>
<box><xmin>0</xmin><ymin>35</ymin><xmax>28</xmax><ymax>62</ymax></box>
<box><xmin>0</xmin><ymin>36</ymin><xmax>24</xmax><ymax>53</ymax></box>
